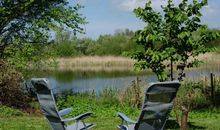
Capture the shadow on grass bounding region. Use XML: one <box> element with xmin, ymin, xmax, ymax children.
<box><xmin>164</xmin><ymin>119</ymin><xmax>206</xmax><ymax>130</ymax></box>
<box><xmin>165</xmin><ymin>119</ymin><xmax>180</xmax><ymax>129</ymax></box>
<box><xmin>188</xmin><ymin>122</ymin><xmax>206</xmax><ymax>130</ymax></box>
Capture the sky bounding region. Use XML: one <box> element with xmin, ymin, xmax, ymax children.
<box><xmin>70</xmin><ymin>0</ymin><xmax>220</xmax><ymax>39</ymax></box>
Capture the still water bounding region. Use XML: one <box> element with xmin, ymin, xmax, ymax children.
<box><xmin>28</xmin><ymin>68</ymin><xmax>220</xmax><ymax>94</ymax></box>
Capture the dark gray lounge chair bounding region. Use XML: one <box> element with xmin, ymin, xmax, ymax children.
<box><xmin>117</xmin><ymin>81</ymin><xmax>181</xmax><ymax>130</ymax></box>
<box><xmin>30</xmin><ymin>78</ymin><xmax>95</xmax><ymax>130</ymax></box>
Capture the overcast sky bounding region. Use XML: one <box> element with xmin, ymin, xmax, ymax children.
<box><xmin>70</xmin><ymin>0</ymin><xmax>220</xmax><ymax>39</ymax></box>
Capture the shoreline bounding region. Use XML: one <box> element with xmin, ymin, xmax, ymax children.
<box><xmin>40</xmin><ymin>53</ymin><xmax>220</xmax><ymax>72</ymax></box>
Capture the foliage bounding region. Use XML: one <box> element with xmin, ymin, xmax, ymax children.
<box><xmin>204</xmin><ymin>29</ymin><xmax>220</xmax><ymax>53</ymax></box>
<box><xmin>0</xmin><ymin>105</ymin><xmax>24</xmax><ymax>117</ymax></box>
<box><xmin>51</xmin><ymin>42</ymin><xmax>80</xmax><ymax>57</ymax></box>
<box><xmin>175</xmin><ymin>81</ymin><xmax>210</xmax><ymax>111</ymax></box>
<box><xmin>131</xmin><ymin>0</ymin><xmax>220</xmax><ymax>81</ymax></box>
<box><xmin>95</xmin><ymin>31</ymin><xmax>137</xmax><ymax>56</ymax></box>
<box><xmin>0</xmin><ymin>61</ymin><xmax>33</xmax><ymax>109</ymax></box>
<box><xmin>120</xmin><ymin>77</ymin><xmax>142</xmax><ymax>108</ymax></box>
<box><xmin>203</xmin><ymin>29</ymin><xmax>220</xmax><ymax>47</ymax></box>
<box><xmin>0</xmin><ymin>0</ymin><xmax>86</xmax><ymax>55</ymax></box>
<box><xmin>56</xmin><ymin>89</ymin><xmax>140</xmax><ymax>119</ymax></box>
<box><xmin>3</xmin><ymin>41</ymin><xmax>55</xmax><ymax>71</ymax></box>
<box><xmin>48</xmin><ymin>29</ymin><xmax>140</xmax><ymax>57</ymax></box>
<box><xmin>24</xmin><ymin>27</ymin><xmax>219</xmax><ymax>58</ymax></box>
<box><xmin>173</xmin><ymin>77</ymin><xmax>220</xmax><ymax>129</ymax></box>
<box><xmin>0</xmin><ymin>0</ymin><xmax>86</xmax><ymax>72</ymax></box>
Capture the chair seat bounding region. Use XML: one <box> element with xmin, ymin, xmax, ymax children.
<box><xmin>66</xmin><ymin>122</ymin><xmax>95</xmax><ymax>130</ymax></box>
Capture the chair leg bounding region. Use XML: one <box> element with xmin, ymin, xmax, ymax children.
<box><xmin>82</xmin><ymin>120</ymin><xmax>88</xmax><ymax>130</ymax></box>
<box><xmin>118</xmin><ymin>125</ymin><xmax>128</xmax><ymax>130</ymax></box>
<box><xmin>161</xmin><ymin>118</ymin><xmax>168</xmax><ymax>130</ymax></box>
<box><xmin>76</xmin><ymin>120</ymin><xmax>79</xmax><ymax>130</ymax></box>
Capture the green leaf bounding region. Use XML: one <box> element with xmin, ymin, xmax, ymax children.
<box><xmin>132</xmin><ymin>0</ymin><xmax>212</xmax><ymax>81</ymax></box>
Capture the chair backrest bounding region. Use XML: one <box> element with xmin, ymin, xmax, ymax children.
<box><xmin>31</xmin><ymin>78</ymin><xmax>65</xmax><ymax>130</ymax></box>
<box><xmin>135</xmin><ymin>81</ymin><xmax>181</xmax><ymax>130</ymax></box>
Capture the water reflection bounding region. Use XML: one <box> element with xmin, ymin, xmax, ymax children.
<box><xmin>27</xmin><ymin>68</ymin><xmax>220</xmax><ymax>94</ymax></box>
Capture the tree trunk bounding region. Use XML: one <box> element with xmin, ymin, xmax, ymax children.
<box><xmin>181</xmin><ymin>110</ymin><xmax>189</xmax><ymax>130</ymax></box>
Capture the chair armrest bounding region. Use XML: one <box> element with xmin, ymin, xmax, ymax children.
<box><xmin>59</xmin><ymin>108</ymin><xmax>72</xmax><ymax>117</ymax></box>
<box><xmin>117</xmin><ymin>112</ymin><xmax>136</xmax><ymax>124</ymax></box>
<box><xmin>62</xmin><ymin>112</ymin><xmax>93</xmax><ymax>122</ymax></box>
<box><xmin>117</xmin><ymin>125</ymin><xmax>129</xmax><ymax>130</ymax></box>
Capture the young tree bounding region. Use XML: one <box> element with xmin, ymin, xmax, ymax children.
<box><xmin>132</xmin><ymin>0</ymin><xmax>219</xmax><ymax>81</ymax></box>
<box><xmin>0</xmin><ymin>0</ymin><xmax>86</xmax><ymax>56</ymax></box>
<box><xmin>131</xmin><ymin>0</ymin><xmax>219</xmax><ymax>129</ymax></box>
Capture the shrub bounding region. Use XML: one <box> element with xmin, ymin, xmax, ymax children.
<box><xmin>175</xmin><ymin>81</ymin><xmax>210</xmax><ymax>110</ymax></box>
<box><xmin>0</xmin><ymin>60</ymin><xmax>32</xmax><ymax>110</ymax></box>
<box><xmin>118</xmin><ymin>77</ymin><xmax>143</xmax><ymax>108</ymax></box>
<box><xmin>174</xmin><ymin>80</ymin><xmax>212</xmax><ymax>129</ymax></box>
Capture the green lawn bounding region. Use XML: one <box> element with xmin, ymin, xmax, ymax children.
<box><xmin>1</xmin><ymin>109</ymin><xmax>220</xmax><ymax>130</ymax></box>
<box><xmin>1</xmin><ymin>93</ymin><xmax>220</xmax><ymax>130</ymax></box>
<box><xmin>0</xmin><ymin>116</ymin><xmax>49</xmax><ymax>130</ymax></box>
<box><xmin>0</xmin><ymin>115</ymin><xmax>123</xmax><ymax>130</ymax></box>
<box><xmin>187</xmin><ymin>109</ymin><xmax>220</xmax><ymax>130</ymax></box>
<box><xmin>189</xmin><ymin>118</ymin><xmax>220</xmax><ymax>130</ymax></box>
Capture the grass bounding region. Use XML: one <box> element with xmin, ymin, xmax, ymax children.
<box><xmin>0</xmin><ymin>116</ymin><xmax>49</xmax><ymax>130</ymax></box>
<box><xmin>1</xmin><ymin>83</ymin><xmax>220</xmax><ymax>130</ymax></box>
<box><xmin>43</xmin><ymin>53</ymin><xmax>220</xmax><ymax>72</ymax></box>
<box><xmin>55</xmin><ymin>56</ymin><xmax>135</xmax><ymax>72</ymax></box>
<box><xmin>0</xmin><ymin>104</ymin><xmax>132</xmax><ymax>130</ymax></box>
<box><xmin>1</xmin><ymin>78</ymin><xmax>220</xmax><ymax>130</ymax></box>
<box><xmin>55</xmin><ymin>89</ymin><xmax>141</xmax><ymax>119</ymax></box>
<box><xmin>0</xmin><ymin>105</ymin><xmax>49</xmax><ymax>130</ymax></box>
<box><xmin>0</xmin><ymin>115</ymin><xmax>122</xmax><ymax>130</ymax></box>
<box><xmin>193</xmin><ymin>53</ymin><xmax>220</xmax><ymax>69</ymax></box>
<box><xmin>1</xmin><ymin>105</ymin><xmax>220</xmax><ymax>130</ymax></box>
<box><xmin>188</xmin><ymin>108</ymin><xmax>220</xmax><ymax>130</ymax></box>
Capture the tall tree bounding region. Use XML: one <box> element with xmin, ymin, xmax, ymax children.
<box><xmin>0</xmin><ymin>0</ymin><xmax>86</xmax><ymax>56</ymax></box>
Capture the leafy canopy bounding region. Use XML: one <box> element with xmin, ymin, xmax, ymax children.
<box><xmin>0</xmin><ymin>0</ymin><xmax>86</xmax><ymax>46</ymax></box>
<box><xmin>132</xmin><ymin>0</ymin><xmax>219</xmax><ymax>81</ymax></box>
<box><xmin>0</xmin><ymin>0</ymin><xmax>86</xmax><ymax>70</ymax></box>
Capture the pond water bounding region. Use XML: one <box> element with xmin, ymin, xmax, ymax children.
<box><xmin>28</xmin><ymin>67</ymin><xmax>220</xmax><ymax>94</ymax></box>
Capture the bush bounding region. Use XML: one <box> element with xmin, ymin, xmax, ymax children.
<box><xmin>0</xmin><ymin>60</ymin><xmax>32</xmax><ymax>110</ymax></box>
<box><xmin>173</xmin><ymin>79</ymin><xmax>220</xmax><ymax>129</ymax></box>
<box><xmin>175</xmin><ymin>81</ymin><xmax>210</xmax><ymax>111</ymax></box>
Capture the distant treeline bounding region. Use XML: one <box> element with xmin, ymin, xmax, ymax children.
<box><xmin>48</xmin><ymin>29</ymin><xmax>140</xmax><ymax>57</ymax></box>
<box><xmin>46</xmin><ymin>29</ymin><xmax>220</xmax><ymax>57</ymax></box>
